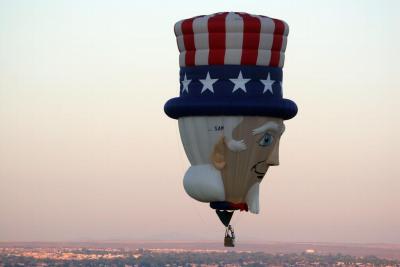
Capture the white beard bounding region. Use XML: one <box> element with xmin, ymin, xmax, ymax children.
<box><xmin>245</xmin><ymin>182</ymin><xmax>260</xmax><ymax>214</ymax></box>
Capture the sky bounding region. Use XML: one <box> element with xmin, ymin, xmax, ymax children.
<box><xmin>0</xmin><ymin>0</ymin><xmax>399</xmax><ymax>243</ymax></box>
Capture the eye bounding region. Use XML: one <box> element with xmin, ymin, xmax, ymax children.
<box><xmin>258</xmin><ymin>133</ymin><xmax>274</xmax><ymax>147</ymax></box>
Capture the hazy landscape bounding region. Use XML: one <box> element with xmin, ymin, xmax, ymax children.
<box><xmin>1</xmin><ymin>242</ymin><xmax>400</xmax><ymax>266</ymax></box>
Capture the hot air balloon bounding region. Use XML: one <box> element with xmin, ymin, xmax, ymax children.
<box><xmin>164</xmin><ymin>12</ymin><xmax>297</xmax><ymax>246</ymax></box>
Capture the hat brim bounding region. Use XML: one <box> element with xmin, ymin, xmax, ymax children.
<box><xmin>164</xmin><ymin>97</ymin><xmax>297</xmax><ymax>120</ymax></box>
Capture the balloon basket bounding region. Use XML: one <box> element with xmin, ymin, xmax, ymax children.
<box><xmin>224</xmin><ymin>236</ymin><xmax>235</xmax><ymax>247</ymax></box>
<box><xmin>224</xmin><ymin>225</ymin><xmax>235</xmax><ymax>247</ymax></box>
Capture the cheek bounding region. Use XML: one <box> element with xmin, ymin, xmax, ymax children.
<box><xmin>252</xmin><ymin>143</ymin><xmax>274</xmax><ymax>159</ymax></box>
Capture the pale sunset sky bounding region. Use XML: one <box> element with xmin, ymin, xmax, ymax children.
<box><xmin>0</xmin><ymin>0</ymin><xmax>399</xmax><ymax>243</ymax></box>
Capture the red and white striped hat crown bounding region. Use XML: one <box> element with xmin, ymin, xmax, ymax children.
<box><xmin>174</xmin><ymin>12</ymin><xmax>289</xmax><ymax>67</ymax></box>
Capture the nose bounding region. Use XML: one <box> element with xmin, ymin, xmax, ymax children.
<box><xmin>266</xmin><ymin>141</ymin><xmax>280</xmax><ymax>166</ymax></box>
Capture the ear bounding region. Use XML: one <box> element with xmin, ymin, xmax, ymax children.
<box><xmin>211</xmin><ymin>136</ymin><xmax>226</xmax><ymax>170</ymax></box>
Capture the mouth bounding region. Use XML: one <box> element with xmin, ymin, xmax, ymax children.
<box><xmin>251</xmin><ymin>160</ymin><xmax>268</xmax><ymax>180</ymax></box>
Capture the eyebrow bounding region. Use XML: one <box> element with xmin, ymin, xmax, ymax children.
<box><xmin>252</xmin><ymin>121</ymin><xmax>285</xmax><ymax>135</ymax></box>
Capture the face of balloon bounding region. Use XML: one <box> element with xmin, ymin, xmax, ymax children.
<box><xmin>178</xmin><ymin>116</ymin><xmax>284</xmax><ymax>205</ymax></box>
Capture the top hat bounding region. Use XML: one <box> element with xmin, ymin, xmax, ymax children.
<box><xmin>164</xmin><ymin>12</ymin><xmax>297</xmax><ymax>120</ymax></box>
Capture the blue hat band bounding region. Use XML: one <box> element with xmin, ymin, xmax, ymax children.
<box><xmin>179</xmin><ymin>65</ymin><xmax>283</xmax><ymax>98</ymax></box>
<box><xmin>164</xmin><ymin>64</ymin><xmax>297</xmax><ymax>120</ymax></box>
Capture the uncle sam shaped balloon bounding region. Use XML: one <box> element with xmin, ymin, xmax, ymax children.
<box><xmin>164</xmin><ymin>12</ymin><xmax>297</xmax><ymax>247</ymax></box>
